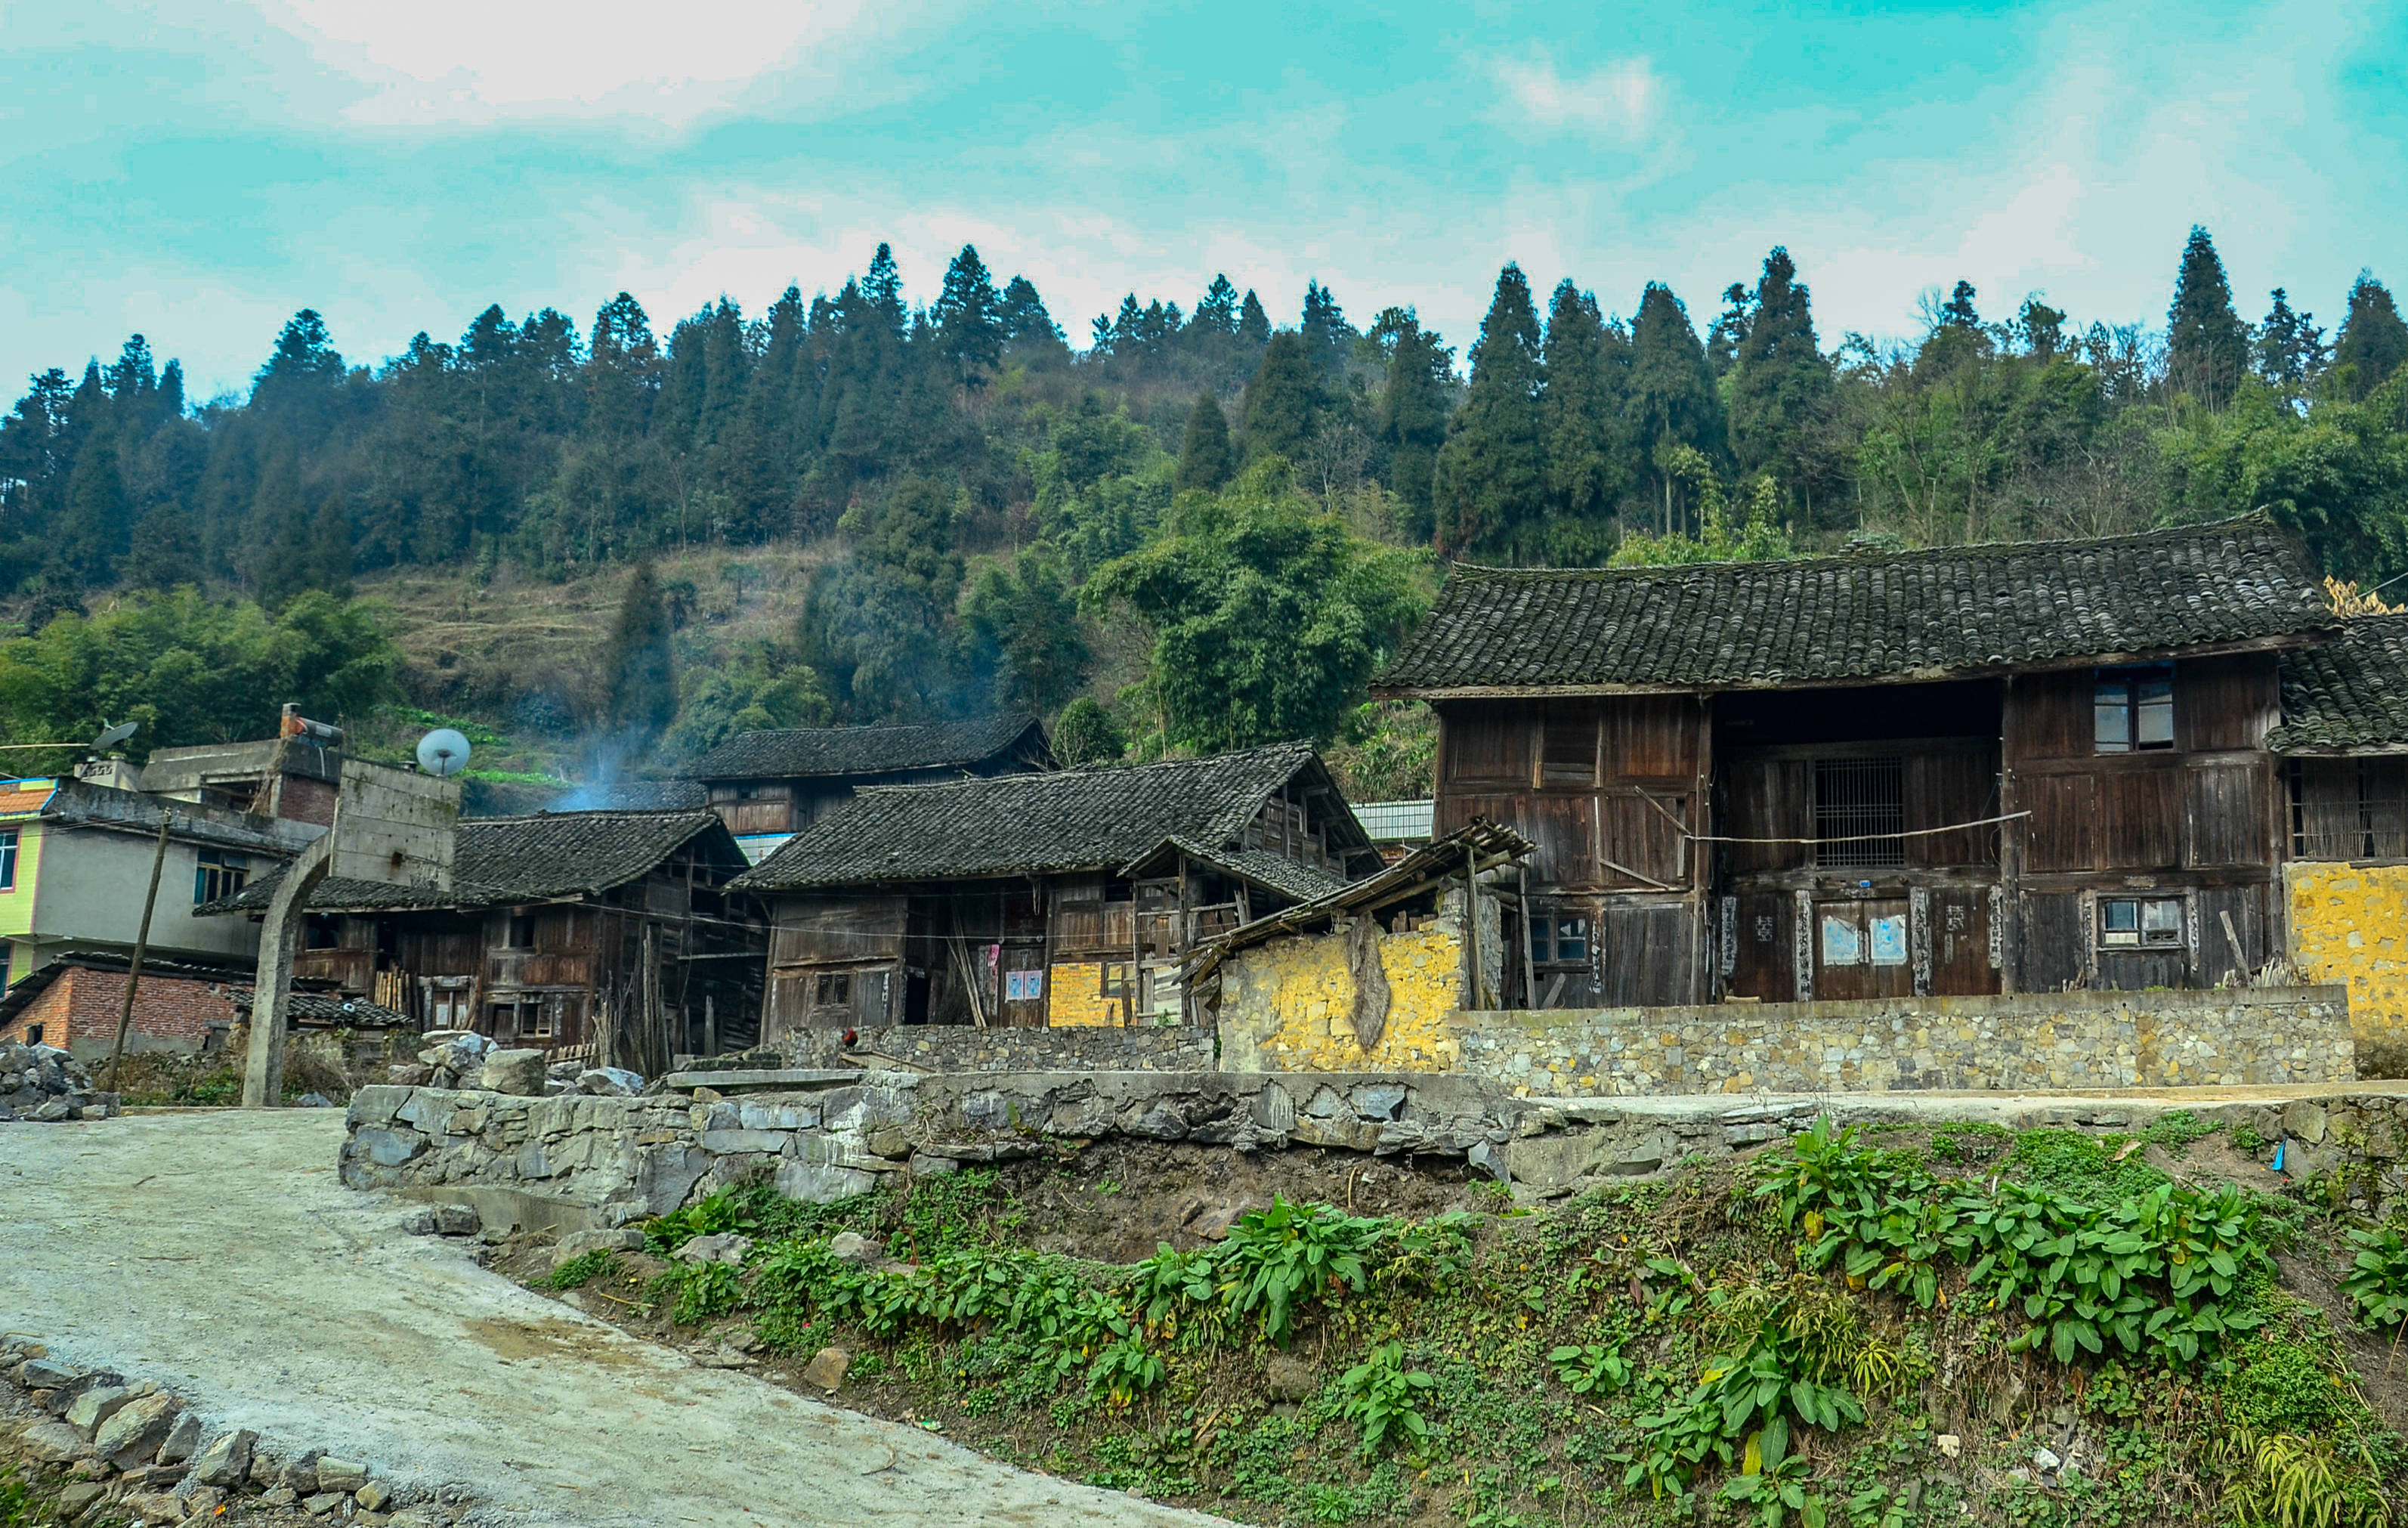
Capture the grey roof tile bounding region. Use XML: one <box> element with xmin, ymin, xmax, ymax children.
<box><xmin>688</xmin><ymin>715</ymin><xmax>1048</xmax><ymax>781</ymax></box>
<box><xmin>1378</xmin><ymin>517</ymin><xmax>2335</xmax><ymax>694</ymax></box>
<box><xmin>2270</xmin><ymin>612</ymin><xmax>2408</xmax><ymax>753</ymax></box>
<box><xmin>731</xmin><ymin>743</ymin><xmax>1365</xmax><ymax>892</ymax></box>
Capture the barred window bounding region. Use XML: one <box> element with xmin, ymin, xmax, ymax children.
<box><xmin>193</xmin><ymin>849</ymin><xmax>249</xmax><ymax>905</ymax></box>
<box><xmin>1814</xmin><ymin>757</ymin><xmax>1905</xmax><ymax>869</ymax></box>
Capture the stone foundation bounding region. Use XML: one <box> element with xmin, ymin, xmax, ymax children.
<box><xmin>1224</xmin><ymin>983</ymin><xmax>2354</xmax><ymax>1094</ymax></box>
<box><xmin>777</xmin><ymin>1023</ymin><xmax>1213</xmax><ymax>1074</ymax></box>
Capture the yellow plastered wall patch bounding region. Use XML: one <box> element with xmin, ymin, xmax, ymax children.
<box><xmin>1046</xmin><ymin>962</ymin><xmax>1121</xmax><ymax>1028</ymax></box>
<box><xmin>2287</xmin><ymin>861</ymin><xmax>2408</xmax><ymax>1069</ymax></box>
<box><xmin>1217</xmin><ymin>926</ymin><xmax>1464</xmax><ymax>1072</ymax></box>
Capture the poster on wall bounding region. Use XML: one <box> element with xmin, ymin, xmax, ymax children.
<box><xmin>1820</xmin><ymin>914</ymin><xmax>1863</xmax><ymax>967</ymax></box>
<box><xmin>1869</xmin><ymin>915</ymin><xmax>1909</xmax><ymax>967</ymax></box>
<box><xmin>1005</xmin><ymin>970</ymin><xmax>1044</xmax><ymax>1003</ymax></box>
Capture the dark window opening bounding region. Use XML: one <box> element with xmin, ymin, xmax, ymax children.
<box><xmin>505</xmin><ymin>914</ymin><xmax>536</xmax><ymax>949</ymax></box>
<box><xmin>815</xmin><ymin>973</ymin><xmax>852</xmax><ymax>1006</ymax></box>
<box><xmin>24</xmin><ymin>1022</ymin><xmax>41</xmax><ymax>1046</ymax></box>
<box><xmin>2100</xmin><ymin>896</ymin><xmax>2184</xmax><ymax>948</ymax></box>
<box><xmin>193</xmin><ymin>848</ymin><xmax>249</xmax><ymax>905</ymax></box>
<box><xmin>1529</xmin><ymin>912</ymin><xmax>1591</xmax><ymax>970</ymax></box>
<box><xmin>1814</xmin><ymin>757</ymin><xmax>1906</xmax><ymax>868</ymax></box>
<box><xmin>0</xmin><ymin>828</ymin><xmax>17</xmax><ymax>891</ymax></box>
<box><xmin>2094</xmin><ymin>667</ymin><xmax>2175</xmax><ymax>753</ymax></box>
<box><xmin>304</xmin><ymin>918</ymin><xmax>339</xmax><ymax>950</ymax></box>
<box><xmin>2292</xmin><ymin>757</ymin><xmax>2408</xmax><ymax>860</ymax></box>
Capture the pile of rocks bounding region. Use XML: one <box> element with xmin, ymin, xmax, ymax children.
<box><xmin>384</xmin><ymin>1031</ymin><xmax>641</xmax><ymax>1100</ymax></box>
<box><xmin>3</xmin><ymin>1335</ymin><xmax>468</xmax><ymax>1526</ymax></box>
<box><xmin>0</xmin><ymin>1041</ymin><xmax>119</xmax><ymax>1124</ymax></box>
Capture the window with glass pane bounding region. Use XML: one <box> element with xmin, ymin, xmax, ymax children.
<box><xmin>2099</xmin><ymin>896</ymin><xmax>2184</xmax><ymax>948</ymax></box>
<box><xmin>2094</xmin><ymin>667</ymin><xmax>2175</xmax><ymax>753</ymax></box>
<box><xmin>1531</xmin><ymin>912</ymin><xmax>1590</xmax><ymax>970</ymax></box>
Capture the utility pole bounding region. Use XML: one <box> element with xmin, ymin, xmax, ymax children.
<box><xmin>105</xmin><ymin>812</ymin><xmax>173</xmax><ymax>1094</ymax></box>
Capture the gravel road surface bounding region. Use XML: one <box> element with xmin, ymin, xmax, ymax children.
<box><xmin>0</xmin><ymin>1109</ymin><xmax>1235</xmax><ymax>1528</ymax></box>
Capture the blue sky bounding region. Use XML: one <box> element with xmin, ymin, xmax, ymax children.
<box><xmin>2</xmin><ymin>0</ymin><xmax>2401</xmax><ymax>400</ymax></box>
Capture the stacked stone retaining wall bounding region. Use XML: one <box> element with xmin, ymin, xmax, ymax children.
<box><xmin>1224</xmin><ymin>984</ymin><xmax>2354</xmax><ymax>1093</ymax></box>
<box><xmin>778</xmin><ymin>1023</ymin><xmax>1213</xmax><ymax>1073</ymax></box>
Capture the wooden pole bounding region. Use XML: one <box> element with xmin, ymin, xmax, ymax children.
<box><xmin>106</xmin><ymin>812</ymin><xmax>173</xmax><ymax>1094</ymax></box>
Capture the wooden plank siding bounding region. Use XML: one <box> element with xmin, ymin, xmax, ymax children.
<box><xmin>1430</xmin><ymin>651</ymin><xmax>2293</xmax><ymax>1009</ymax></box>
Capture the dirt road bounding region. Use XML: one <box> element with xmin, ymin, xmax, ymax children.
<box><xmin>0</xmin><ymin>1110</ymin><xmax>1234</xmax><ymax>1528</ymax></box>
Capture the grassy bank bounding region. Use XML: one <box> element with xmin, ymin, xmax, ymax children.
<box><xmin>525</xmin><ymin>1115</ymin><xmax>2408</xmax><ymax>1527</ymax></box>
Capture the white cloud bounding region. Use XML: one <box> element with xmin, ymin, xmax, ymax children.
<box><xmin>1491</xmin><ymin>53</ymin><xmax>1661</xmax><ymax>139</ymax></box>
<box><xmin>248</xmin><ymin>0</ymin><xmax>935</xmax><ymax>126</ymax></box>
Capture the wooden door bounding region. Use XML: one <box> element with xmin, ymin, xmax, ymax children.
<box><xmin>1927</xmin><ymin>887</ymin><xmax>2001</xmax><ymax>996</ymax></box>
<box><xmin>1812</xmin><ymin>898</ymin><xmax>1912</xmax><ymax>1001</ymax></box>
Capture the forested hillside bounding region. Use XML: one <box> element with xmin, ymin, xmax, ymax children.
<box><xmin>0</xmin><ymin>228</ymin><xmax>2402</xmax><ymax>790</ymax></box>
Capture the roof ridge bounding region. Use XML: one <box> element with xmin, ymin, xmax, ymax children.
<box><xmin>849</xmin><ymin>740</ymin><xmax>1315</xmax><ymax>798</ymax></box>
<box><xmin>713</xmin><ymin>713</ymin><xmax>1033</xmax><ymax>741</ymax></box>
<box><xmin>1442</xmin><ymin>513</ymin><xmax>2277</xmax><ymax>583</ymax></box>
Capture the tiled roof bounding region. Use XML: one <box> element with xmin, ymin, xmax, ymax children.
<box><xmin>2270</xmin><ymin>612</ymin><xmax>2408</xmax><ymax>753</ymax></box>
<box><xmin>547</xmin><ymin>779</ymin><xmax>708</xmax><ymax>812</ymax></box>
<box><xmin>228</xmin><ymin>988</ymin><xmax>411</xmax><ymax>1027</ymax></box>
<box><xmin>689</xmin><ymin>715</ymin><xmax>1048</xmax><ymax>781</ymax></box>
<box><xmin>732</xmin><ymin>743</ymin><xmax>1364</xmax><ymax>891</ymax></box>
<box><xmin>1378</xmin><ymin>517</ymin><xmax>2335</xmax><ymax>694</ymax></box>
<box><xmin>203</xmin><ymin>809</ymin><xmax>742</xmax><ymax>914</ymax></box>
<box><xmin>1158</xmin><ymin>837</ymin><xmax>1354</xmax><ymax>903</ymax></box>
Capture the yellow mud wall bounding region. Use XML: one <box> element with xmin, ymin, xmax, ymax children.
<box><xmin>2287</xmin><ymin>861</ymin><xmax>2408</xmax><ymax>1075</ymax></box>
<box><xmin>1216</xmin><ymin>925</ymin><xmax>1464</xmax><ymax>1072</ymax></box>
<box><xmin>1046</xmin><ymin>961</ymin><xmax>1121</xmax><ymax>1028</ymax></box>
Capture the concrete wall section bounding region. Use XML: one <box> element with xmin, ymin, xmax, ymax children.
<box><xmin>27</xmin><ymin>829</ymin><xmax>264</xmax><ymax>965</ymax></box>
<box><xmin>2288</xmin><ymin>861</ymin><xmax>2408</xmax><ymax>1076</ymax></box>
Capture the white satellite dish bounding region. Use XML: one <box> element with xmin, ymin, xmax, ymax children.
<box><xmin>416</xmin><ymin>728</ymin><xmax>472</xmax><ymax>778</ymax></box>
<box><xmin>91</xmin><ymin>720</ymin><xmax>138</xmax><ymax>752</ymax></box>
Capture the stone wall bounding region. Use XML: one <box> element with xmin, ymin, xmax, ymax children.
<box><xmin>780</xmin><ymin>1023</ymin><xmax>1213</xmax><ymax>1073</ymax></box>
<box><xmin>1223</xmin><ymin>982</ymin><xmax>2354</xmax><ymax>1094</ymax></box>
<box><xmin>2287</xmin><ymin>861</ymin><xmax>2408</xmax><ymax>1076</ymax></box>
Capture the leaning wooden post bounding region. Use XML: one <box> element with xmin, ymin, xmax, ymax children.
<box><xmin>241</xmin><ymin>832</ymin><xmax>333</xmax><ymax>1108</ymax></box>
<box><xmin>104</xmin><ymin>811</ymin><xmax>175</xmax><ymax>1093</ymax></box>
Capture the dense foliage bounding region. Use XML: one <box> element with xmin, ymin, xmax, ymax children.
<box><xmin>3</xmin><ymin>228</ymin><xmax>2403</xmax><ymax>768</ymax></box>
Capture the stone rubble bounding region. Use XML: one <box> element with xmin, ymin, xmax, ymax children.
<box><xmin>0</xmin><ymin>1040</ymin><xmax>122</xmax><ymax>1124</ymax></box>
<box><xmin>2</xmin><ymin>1332</ymin><xmax>475</xmax><ymax>1526</ymax></box>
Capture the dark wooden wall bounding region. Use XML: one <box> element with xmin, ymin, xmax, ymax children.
<box><xmin>2003</xmin><ymin>652</ymin><xmax>2283</xmax><ymax>993</ymax></box>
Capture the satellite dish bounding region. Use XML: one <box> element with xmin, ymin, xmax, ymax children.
<box><xmin>416</xmin><ymin>728</ymin><xmax>472</xmax><ymax>778</ymax></box>
<box><xmin>91</xmin><ymin>720</ymin><xmax>138</xmax><ymax>753</ymax></box>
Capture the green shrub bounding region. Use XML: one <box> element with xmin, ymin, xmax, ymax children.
<box><xmin>2340</xmin><ymin>1224</ymin><xmax>2408</xmax><ymax>1332</ymax></box>
<box><xmin>1337</xmin><ymin>1340</ymin><xmax>1434</xmax><ymax>1460</ymax></box>
<box><xmin>540</xmin><ymin>1251</ymin><xmax>619</xmax><ymax>1290</ymax></box>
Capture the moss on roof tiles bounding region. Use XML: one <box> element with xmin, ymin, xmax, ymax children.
<box><xmin>689</xmin><ymin>715</ymin><xmax>1046</xmax><ymax>781</ymax></box>
<box><xmin>1379</xmin><ymin>517</ymin><xmax>2335</xmax><ymax>694</ymax></box>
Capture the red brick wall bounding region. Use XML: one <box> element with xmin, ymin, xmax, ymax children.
<box><xmin>2</xmin><ymin>967</ymin><xmax>238</xmax><ymax>1053</ymax></box>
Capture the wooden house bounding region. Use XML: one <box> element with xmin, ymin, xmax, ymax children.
<box><xmin>202</xmin><ymin>809</ymin><xmax>762</xmax><ymax>1075</ymax></box>
<box><xmin>689</xmin><ymin>716</ymin><xmax>1055</xmax><ymax>861</ymax></box>
<box><xmin>729</xmin><ymin>743</ymin><xmax>1380</xmax><ymax>1037</ymax></box>
<box><xmin>2267</xmin><ymin>611</ymin><xmax>2408</xmax><ymax>858</ymax></box>
<box><xmin>1374</xmin><ymin>517</ymin><xmax>2344</xmax><ymax>1007</ymax></box>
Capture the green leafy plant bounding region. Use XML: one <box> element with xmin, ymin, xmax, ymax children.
<box><xmin>1626</xmin><ymin>1323</ymin><xmax>1864</xmax><ymax>1501</ymax></box>
<box><xmin>1547</xmin><ymin>1341</ymin><xmax>1633</xmax><ymax>1396</ymax></box>
<box><xmin>1717</xmin><ymin>1418</ymin><xmax>1828</xmax><ymax>1528</ymax></box>
<box><xmin>2339</xmin><ymin>1224</ymin><xmax>2408</xmax><ymax>1332</ymax></box>
<box><xmin>1215</xmin><ymin>1198</ymin><xmax>1379</xmax><ymax>1347</ymax></box>
<box><xmin>2212</xmin><ymin>1427</ymin><xmax>2393</xmax><ymax>1528</ymax></box>
<box><xmin>1337</xmin><ymin>1340</ymin><xmax>1435</xmax><ymax>1460</ymax></box>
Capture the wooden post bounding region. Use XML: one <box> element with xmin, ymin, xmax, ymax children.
<box><xmin>105</xmin><ymin>812</ymin><xmax>174</xmax><ymax>1093</ymax></box>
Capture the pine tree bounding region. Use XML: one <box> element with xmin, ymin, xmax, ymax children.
<box><xmin>1301</xmin><ymin>280</ymin><xmax>1352</xmax><ymax>376</ymax></box>
<box><xmin>1239</xmin><ymin>331</ymin><xmax>1328</xmax><ymax>462</ymax></box>
<box><xmin>2255</xmin><ymin>288</ymin><xmax>2329</xmax><ymax>400</ymax></box>
<box><xmin>60</xmin><ymin>431</ymin><xmax>129</xmax><ymax>583</ymax></box>
<box><xmin>997</xmin><ymin>275</ymin><xmax>1067</xmax><ymax>357</ymax></box>
<box><xmin>1539</xmin><ymin>280</ymin><xmax>1632</xmax><ymax>557</ymax></box>
<box><xmin>933</xmin><ymin>245</ymin><xmax>1004</xmax><ymax>383</ymax></box>
<box><xmin>604</xmin><ymin>558</ymin><xmax>679</xmax><ymax>738</ymax></box>
<box><xmin>1626</xmin><ymin>283</ymin><xmax>1724</xmax><ymax>531</ymax></box>
<box><xmin>1376</xmin><ymin>309</ymin><xmax>1452</xmax><ymax>541</ymax></box>
<box><xmin>1430</xmin><ymin>264</ymin><xmax>1546</xmax><ymax>559</ymax></box>
<box><xmin>1238</xmin><ymin>290</ymin><xmax>1272</xmax><ymax>348</ymax></box>
<box><xmin>306</xmin><ymin>493</ymin><xmax>354</xmax><ymax>598</ymax></box>
<box><xmin>1195</xmin><ymin>275</ymin><xmax>1241</xmax><ymax>335</ymax></box>
<box><xmin>1705</xmin><ymin>285</ymin><xmax>1751</xmax><ymax>377</ymax></box>
<box><xmin>2332</xmin><ymin>274</ymin><xmax>2408</xmax><ymax>401</ymax></box>
<box><xmin>2166</xmin><ymin>227</ymin><xmax>2249</xmax><ymax>410</ymax></box>
<box><xmin>863</xmin><ymin>243</ymin><xmax>905</xmax><ymax>327</ymax></box>
<box><xmin>1727</xmin><ymin>247</ymin><xmax>1835</xmax><ymax>479</ymax></box>
<box><xmin>1176</xmin><ymin>391</ymin><xmax>1235</xmax><ymax>492</ymax></box>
